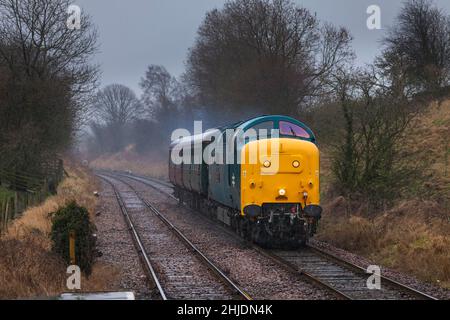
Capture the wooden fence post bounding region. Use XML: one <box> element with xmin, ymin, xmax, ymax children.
<box><xmin>69</xmin><ymin>230</ymin><xmax>76</xmax><ymax>265</ymax></box>
<box><xmin>4</xmin><ymin>199</ymin><xmax>9</xmax><ymax>231</ymax></box>
<box><xmin>0</xmin><ymin>158</ymin><xmax>65</xmax><ymax>228</ymax></box>
<box><xmin>14</xmin><ymin>191</ymin><xmax>18</xmax><ymax>218</ymax></box>
<box><xmin>1</xmin><ymin>200</ymin><xmax>4</xmax><ymax>232</ymax></box>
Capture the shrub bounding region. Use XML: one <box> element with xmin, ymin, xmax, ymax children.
<box><xmin>50</xmin><ymin>201</ymin><xmax>96</xmax><ymax>275</ymax></box>
<box><xmin>329</xmin><ymin>70</ymin><xmax>420</xmax><ymax>209</ymax></box>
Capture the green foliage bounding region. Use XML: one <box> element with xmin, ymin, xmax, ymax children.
<box><xmin>0</xmin><ymin>186</ymin><xmax>14</xmax><ymax>201</ymax></box>
<box><xmin>50</xmin><ymin>201</ymin><xmax>96</xmax><ymax>275</ymax></box>
<box><xmin>329</xmin><ymin>70</ymin><xmax>420</xmax><ymax>208</ymax></box>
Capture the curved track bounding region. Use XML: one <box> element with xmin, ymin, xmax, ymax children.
<box><xmin>98</xmin><ymin>174</ymin><xmax>251</xmax><ymax>300</ymax></box>
<box><xmin>104</xmin><ymin>171</ymin><xmax>438</xmax><ymax>300</ymax></box>
<box><xmin>257</xmin><ymin>246</ymin><xmax>437</xmax><ymax>300</ymax></box>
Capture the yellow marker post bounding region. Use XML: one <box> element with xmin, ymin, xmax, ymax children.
<box><xmin>69</xmin><ymin>230</ymin><xmax>76</xmax><ymax>265</ymax></box>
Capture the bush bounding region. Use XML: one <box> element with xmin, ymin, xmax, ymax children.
<box><xmin>329</xmin><ymin>70</ymin><xmax>420</xmax><ymax>209</ymax></box>
<box><xmin>50</xmin><ymin>201</ymin><xmax>96</xmax><ymax>275</ymax></box>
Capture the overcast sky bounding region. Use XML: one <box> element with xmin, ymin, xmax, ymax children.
<box><xmin>75</xmin><ymin>0</ymin><xmax>450</xmax><ymax>94</ymax></box>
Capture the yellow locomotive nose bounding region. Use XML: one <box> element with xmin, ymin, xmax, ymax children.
<box><xmin>241</xmin><ymin>138</ymin><xmax>320</xmax><ymax>215</ymax></box>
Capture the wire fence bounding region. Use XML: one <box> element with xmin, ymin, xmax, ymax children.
<box><xmin>0</xmin><ymin>159</ymin><xmax>64</xmax><ymax>233</ymax></box>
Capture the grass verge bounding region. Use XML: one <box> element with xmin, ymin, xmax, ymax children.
<box><xmin>317</xmin><ymin>99</ymin><xmax>450</xmax><ymax>289</ymax></box>
<box><xmin>317</xmin><ymin>198</ymin><xmax>450</xmax><ymax>288</ymax></box>
<box><xmin>0</xmin><ymin>159</ymin><xmax>119</xmax><ymax>299</ymax></box>
<box><xmin>90</xmin><ymin>145</ymin><xmax>168</xmax><ymax>179</ymax></box>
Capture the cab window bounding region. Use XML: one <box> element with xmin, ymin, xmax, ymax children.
<box><xmin>279</xmin><ymin>121</ymin><xmax>310</xmax><ymax>139</ymax></box>
<box><xmin>250</xmin><ymin>121</ymin><xmax>274</xmax><ymax>138</ymax></box>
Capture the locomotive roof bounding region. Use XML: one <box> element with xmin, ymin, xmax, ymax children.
<box><xmin>170</xmin><ymin>115</ymin><xmax>316</xmax><ymax>148</ymax></box>
<box><xmin>228</xmin><ymin>115</ymin><xmax>316</xmax><ymax>143</ymax></box>
<box><xmin>238</xmin><ymin>115</ymin><xmax>312</xmax><ymax>130</ymax></box>
<box><xmin>170</xmin><ymin>128</ymin><xmax>221</xmax><ymax>149</ymax></box>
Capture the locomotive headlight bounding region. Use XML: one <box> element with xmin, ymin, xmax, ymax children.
<box><xmin>279</xmin><ymin>188</ymin><xmax>286</xmax><ymax>196</ymax></box>
<box><xmin>292</xmin><ymin>160</ymin><xmax>300</xmax><ymax>168</ymax></box>
<box><xmin>263</xmin><ymin>160</ymin><xmax>271</xmax><ymax>168</ymax></box>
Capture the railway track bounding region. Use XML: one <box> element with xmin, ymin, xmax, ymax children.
<box><xmin>256</xmin><ymin>247</ymin><xmax>437</xmax><ymax>300</ymax></box>
<box><xmin>98</xmin><ymin>174</ymin><xmax>251</xmax><ymax>300</ymax></box>
<box><xmin>105</xmin><ymin>172</ymin><xmax>438</xmax><ymax>300</ymax></box>
<box><xmin>306</xmin><ymin>245</ymin><xmax>438</xmax><ymax>300</ymax></box>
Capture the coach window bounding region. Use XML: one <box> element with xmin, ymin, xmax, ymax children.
<box><xmin>279</xmin><ymin>121</ymin><xmax>310</xmax><ymax>139</ymax></box>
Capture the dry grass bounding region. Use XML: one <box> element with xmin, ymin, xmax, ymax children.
<box><xmin>0</xmin><ymin>236</ymin><xmax>66</xmax><ymax>299</ymax></box>
<box><xmin>6</xmin><ymin>159</ymin><xmax>98</xmax><ymax>243</ymax></box>
<box><xmin>78</xmin><ymin>262</ymin><xmax>121</xmax><ymax>293</ymax></box>
<box><xmin>317</xmin><ymin>98</ymin><xmax>450</xmax><ymax>289</ymax></box>
<box><xmin>317</xmin><ymin>199</ymin><xmax>450</xmax><ymax>288</ymax></box>
<box><xmin>90</xmin><ymin>145</ymin><xmax>168</xmax><ymax>179</ymax></box>
<box><xmin>399</xmin><ymin>99</ymin><xmax>450</xmax><ymax>206</ymax></box>
<box><xmin>0</xmin><ymin>159</ymin><xmax>118</xmax><ymax>299</ymax></box>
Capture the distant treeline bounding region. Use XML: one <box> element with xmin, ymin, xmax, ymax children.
<box><xmin>1</xmin><ymin>0</ymin><xmax>449</xmax><ymax>208</ymax></box>
<box><xmin>87</xmin><ymin>0</ymin><xmax>450</xmax><ymax>150</ymax></box>
<box><xmin>87</xmin><ymin>0</ymin><xmax>450</xmax><ymax>209</ymax></box>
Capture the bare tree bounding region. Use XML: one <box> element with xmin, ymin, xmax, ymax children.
<box><xmin>140</xmin><ymin>65</ymin><xmax>180</xmax><ymax>123</ymax></box>
<box><xmin>91</xmin><ymin>84</ymin><xmax>142</xmax><ymax>152</ymax></box>
<box><xmin>381</xmin><ymin>0</ymin><xmax>450</xmax><ymax>92</ymax></box>
<box><xmin>185</xmin><ymin>0</ymin><xmax>353</xmax><ymax>116</ymax></box>
<box><xmin>0</xmin><ymin>0</ymin><xmax>98</xmax><ymax>117</ymax></box>
<box><xmin>0</xmin><ymin>0</ymin><xmax>98</xmax><ymax>174</ymax></box>
<box><xmin>94</xmin><ymin>84</ymin><xmax>142</xmax><ymax>127</ymax></box>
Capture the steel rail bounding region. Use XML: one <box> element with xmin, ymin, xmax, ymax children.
<box><xmin>250</xmin><ymin>244</ymin><xmax>352</xmax><ymax>299</ymax></box>
<box><xmin>101</xmin><ymin>173</ymin><xmax>252</xmax><ymax>301</ymax></box>
<box><xmin>110</xmin><ymin>173</ymin><xmax>350</xmax><ymax>299</ymax></box>
<box><xmin>111</xmin><ymin>172</ymin><xmax>439</xmax><ymax>301</ymax></box>
<box><xmin>97</xmin><ymin>175</ymin><xmax>168</xmax><ymax>300</ymax></box>
<box><xmin>306</xmin><ymin>244</ymin><xmax>438</xmax><ymax>300</ymax></box>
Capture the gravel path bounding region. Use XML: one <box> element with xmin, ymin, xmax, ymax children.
<box><xmin>95</xmin><ymin>180</ymin><xmax>152</xmax><ymax>299</ymax></box>
<box><xmin>123</xmin><ymin>177</ymin><xmax>336</xmax><ymax>300</ymax></box>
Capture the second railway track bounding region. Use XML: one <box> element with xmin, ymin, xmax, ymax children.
<box><xmin>98</xmin><ymin>174</ymin><xmax>251</xmax><ymax>300</ymax></box>
<box><xmin>113</xmin><ymin>172</ymin><xmax>438</xmax><ymax>300</ymax></box>
<box><xmin>257</xmin><ymin>247</ymin><xmax>437</xmax><ymax>300</ymax></box>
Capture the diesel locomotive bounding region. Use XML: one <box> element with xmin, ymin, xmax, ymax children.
<box><xmin>169</xmin><ymin>115</ymin><xmax>322</xmax><ymax>248</ymax></box>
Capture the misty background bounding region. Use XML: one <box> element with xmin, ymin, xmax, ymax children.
<box><xmin>76</xmin><ymin>0</ymin><xmax>450</xmax><ymax>94</ymax></box>
<box><xmin>2</xmin><ymin>0</ymin><xmax>450</xmax><ymax>203</ymax></box>
<box><xmin>1</xmin><ymin>0</ymin><xmax>449</xmax><ymax>296</ymax></box>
